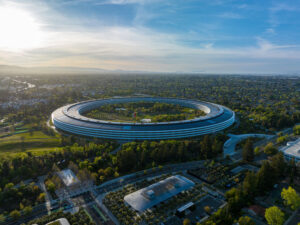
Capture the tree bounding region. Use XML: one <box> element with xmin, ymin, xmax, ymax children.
<box><xmin>37</xmin><ymin>193</ymin><xmax>46</xmax><ymax>202</ymax></box>
<box><xmin>114</xmin><ymin>171</ymin><xmax>119</xmax><ymax>177</ymax></box>
<box><xmin>265</xmin><ymin>206</ymin><xmax>285</xmax><ymax>225</ymax></box>
<box><xmin>257</xmin><ymin>161</ymin><xmax>275</xmax><ymax>193</ymax></box>
<box><xmin>52</xmin><ymin>163</ymin><xmax>60</xmax><ymax>172</ymax></box>
<box><xmin>183</xmin><ymin>218</ymin><xmax>191</xmax><ymax>225</ymax></box>
<box><xmin>276</xmin><ymin>135</ymin><xmax>288</xmax><ymax>144</ymax></box>
<box><xmin>254</xmin><ymin>147</ymin><xmax>261</xmax><ymax>155</ymax></box>
<box><xmin>281</xmin><ymin>186</ymin><xmax>300</xmax><ymax>210</ymax></box>
<box><xmin>204</xmin><ymin>206</ymin><xmax>211</xmax><ymax>214</ymax></box>
<box><xmin>45</xmin><ymin>180</ymin><xmax>56</xmax><ymax>193</ymax></box>
<box><xmin>201</xmin><ymin>135</ymin><xmax>212</xmax><ymax>158</ymax></box>
<box><xmin>242</xmin><ymin>172</ymin><xmax>257</xmax><ymax>201</ymax></box>
<box><xmin>9</xmin><ymin>210</ymin><xmax>21</xmax><ymax>220</ymax></box>
<box><xmin>23</xmin><ymin>206</ymin><xmax>33</xmax><ymax>215</ymax></box>
<box><xmin>270</xmin><ymin>152</ymin><xmax>286</xmax><ymax>178</ymax></box>
<box><xmin>237</xmin><ymin>216</ymin><xmax>255</xmax><ymax>225</ymax></box>
<box><xmin>0</xmin><ymin>214</ymin><xmax>5</xmax><ymax>223</ymax></box>
<box><xmin>264</xmin><ymin>143</ymin><xmax>278</xmax><ymax>155</ymax></box>
<box><xmin>104</xmin><ymin>167</ymin><xmax>114</xmax><ymax>177</ymax></box>
<box><xmin>68</xmin><ymin>161</ymin><xmax>79</xmax><ymax>174</ymax></box>
<box><xmin>293</xmin><ymin>125</ymin><xmax>300</xmax><ymax>135</ymax></box>
<box><xmin>225</xmin><ymin>187</ymin><xmax>244</xmax><ymax>214</ymax></box>
<box><xmin>242</xmin><ymin>139</ymin><xmax>254</xmax><ymax>162</ymax></box>
<box><xmin>288</xmin><ymin>158</ymin><xmax>297</xmax><ymax>184</ymax></box>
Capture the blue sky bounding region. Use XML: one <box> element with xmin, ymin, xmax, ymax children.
<box><xmin>0</xmin><ymin>0</ymin><xmax>300</xmax><ymax>73</ymax></box>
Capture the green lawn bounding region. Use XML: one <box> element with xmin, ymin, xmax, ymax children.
<box><xmin>0</xmin><ymin>130</ymin><xmax>61</xmax><ymax>160</ymax></box>
<box><xmin>85</xmin><ymin>108</ymin><xmax>204</xmax><ymax>122</ymax></box>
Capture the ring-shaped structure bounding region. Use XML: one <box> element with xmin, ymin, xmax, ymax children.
<box><xmin>51</xmin><ymin>97</ymin><xmax>235</xmax><ymax>140</ymax></box>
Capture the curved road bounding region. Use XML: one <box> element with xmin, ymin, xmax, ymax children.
<box><xmin>223</xmin><ymin>133</ymin><xmax>275</xmax><ymax>157</ymax></box>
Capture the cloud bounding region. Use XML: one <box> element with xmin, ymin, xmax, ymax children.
<box><xmin>236</xmin><ymin>4</ymin><xmax>248</xmax><ymax>9</ymax></box>
<box><xmin>97</xmin><ymin>0</ymin><xmax>160</xmax><ymax>5</ymax></box>
<box><xmin>1</xmin><ymin>0</ymin><xmax>300</xmax><ymax>74</ymax></box>
<box><xmin>265</xmin><ymin>28</ymin><xmax>275</xmax><ymax>35</ymax></box>
<box><xmin>4</xmin><ymin>26</ymin><xmax>299</xmax><ymax>73</ymax></box>
<box><xmin>268</xmin><ymin>2</ymin><xmax>300</xmax><ymax>28</ymax></box>
<box><xmin>270</xmin><ymin>3</ymin><xmax>298</xmax><ymax>13</ymax></box>
<box><xmin>256</xmin><ymin>37</ymin><xmax>299</xmax><ymax>51</ymax></box>
<box><xmin>218</xmin><ymin>12</ymin><xmax>243</xmax><ymax>19</ymax></box>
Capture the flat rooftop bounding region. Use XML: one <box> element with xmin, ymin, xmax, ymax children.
<box><xmin>280</xmin><ymin>138</ymin><xmax>300</xmax><ymax>160</ymax></box>
<box><xmin>57</xmin><ymin>169</ymin><xmax>79</xmax><ymax>187</ymax></box>
<box><xmin>124</xmin><ymin>175</ymin><xmax>195</xmax><ymax>212</ymax></box>
<box><xmin>46</xmin><ymin>218</ymin><xmax>70</xmax><ymax>225</ymax></box>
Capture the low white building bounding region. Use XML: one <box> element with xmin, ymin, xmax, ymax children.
<box><xmin>46</xmin><ymin>218</ymin><xmax>70</xmax><ymax>225</ymax></box>
<box><xmin>280</xmin><ymin>138</ymin><xmax>300</xmax><ymax>163</ymax></box>
<box><xmin>57</xmin><ymin>169</ymin><xmax>79</xmax><ymax>187</ymax></box>
<box><xmin>124</xmin><ymin>175</ymin><xmax>195</xmax><ymax>212</ymax></box>
<box><xmin>141</xmin><ymin>118</ymin><xmax>151</xmax><ymax>123</ymax></box>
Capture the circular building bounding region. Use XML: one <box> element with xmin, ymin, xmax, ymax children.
<box><xmin>51</xmin><ymin>97</ymin><xmax>235</xmax><ymax>140</ymax></box>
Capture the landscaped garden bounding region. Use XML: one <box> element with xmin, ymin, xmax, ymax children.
<box><xmin>188</xmin><ymin>162</ymin><xmax>231</xmax><ymax>184</ymax></box>
<box><xmin>103</xmin><ymin>174</ymin><xmax>205</xmax><ymax>225</ymax></box>
<box><xmin>83</xmin><ymin>101</ymin><xmax>206</xmax><ymax>123</ymax></box>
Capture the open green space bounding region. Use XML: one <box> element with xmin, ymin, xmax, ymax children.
<box><xmin>0</xmin><ymin>130</ymin><xmax>60</xmax><ymax>160</ymax></box>
<box><xmin>83</xmin><ymin>101</ymin><xmax>206</xmax><ymax>122</ymax></box>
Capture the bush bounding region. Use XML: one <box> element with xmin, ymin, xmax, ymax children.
<box><xmin>264</xmin><ymin>143</ymin><xmax>278</xmax><ymax>155</ymax></box>
<box><xmin>276</xmin><ymin>135</ymin><xmax>288</xmax><ymax>144</ymax></box>
<box><xmin>23</xmin><ymin>206</ymin><xmax>33</xmax><ymax>215</ymax></box>
<box><xmin>293</xmin><ymin>125</ymin><xmax>300</xmax><ymax>135</ymax></box>
<box><xmin>37</xmin><ymin>193</ymin><xmax>46</xmax><ymax>202</ymax></box>
<box><xmin>45</xmin><ymin>180</ymin><xmax>56</xmax><ymax>193</ymax></box>
<box><xmin>9</xmin><ymin>210</ymin><xmax>21</xmax><ymax>219</ymax></box>
<box><xmin>204</xmin><ymin>206</ymin><xmax>211</xmax><ymax>214</ymax></box>
<box><xmin>254</xmin><ymin>147</ymin><xmax>261</xmax><ymax>155</ymax></box>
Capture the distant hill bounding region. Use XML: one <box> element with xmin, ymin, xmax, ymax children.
<box><xmin>0</xmin><ymin>64</ymin><xmax>160</xmax><ymax>75</ymax></box>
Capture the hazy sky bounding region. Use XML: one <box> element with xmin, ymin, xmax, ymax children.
<box><xmin>0</xmin><ymin>0</ymin><xmax>300</xmax><ymax>73</ymax></box>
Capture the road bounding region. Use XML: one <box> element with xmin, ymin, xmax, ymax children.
<box><xmin>11</xmin><ymin>78</ymin><xmax>36</xmax><ymax>90</ymax></box>
<box><xmin>97</xmin><ymin>160</ymin><xmax>205</xmax><ymax>193</ymax></box>
<box><xmin>46</xmin><ymin>118</ymin><xmax>58</xmax><ymax>132</ymax></box>
<box><xmin>21</xmin><ymin>161</ymin><xmax>206</xmax><ymax>225</ymax></box>
<box><xmin>95</xmin><ymin>194</ymin><xmax>119</xmax><ymax>225</ymax></box>
<box><xmin>223</xmin><ymin>133</ymin><xmax>275</xmax><ymax>157</ymax></box>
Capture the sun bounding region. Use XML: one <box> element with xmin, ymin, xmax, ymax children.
<box><xmin>0</xmin><ymin>5</ymin><xmax>44</xmax><ymax>51</ymax></box>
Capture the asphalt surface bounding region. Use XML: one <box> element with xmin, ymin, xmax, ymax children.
<box><xmin>223</xmin><ymin>133</ymin><xmax>275</xmax><ymax>157</ymax></box>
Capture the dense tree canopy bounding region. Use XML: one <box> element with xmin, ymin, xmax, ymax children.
<box><xmin>265</xmin><ymin>206</ymin><xmax>285</xmax><ymax>225</ymax></box>
<box><xmin>281</xmin><ymin>186</ymin><xmax>300</xmax><ymax>210</ymax></box>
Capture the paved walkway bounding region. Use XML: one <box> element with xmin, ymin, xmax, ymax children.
<box><xmin>37</xmin><ymin>176</ymin><xmax>53</xmax><ymax>213</ymax></box>
<box><xmin>97</xmin><ymin>160</ymin><xmax>205</xmax><ymax>191</ymax></box>
<box><xmin>284</xmin><ymin>208</ymin><xmax>300</xmax><ymax>225</ymax></box>
<box><xmin>95</xmin><ymin>194</ymin><xmax>120</xmax><ymax>225</ymax></box>
<box><xmin>223</xmin><ymin>133</ymin><xmax>275</xmax><ymax>157</ymax></box>
<box><xmin>110</xmin><ymin>144</ymin><xmax>122</xmax><ymax>155</ymax></box>
<box><xmin>46</xmin><ymin>118</ymin><xmax>57</xmax><ymax>132</ymax></box>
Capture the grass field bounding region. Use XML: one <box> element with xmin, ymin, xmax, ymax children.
<box><xmin>0</xmin><ymin>129</ymin><xmax>61</xmax><ymax>160</ymax></box>
<box><xmin>84</xmin><ymin>102</ymin><xmax>206</xmax><ymax>123</ymax></box>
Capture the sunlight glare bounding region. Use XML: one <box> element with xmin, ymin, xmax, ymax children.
<box><xmin>0</xmin><ymin>6</ymin><xmax>44</xmax><ymax>51</ymax></box>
